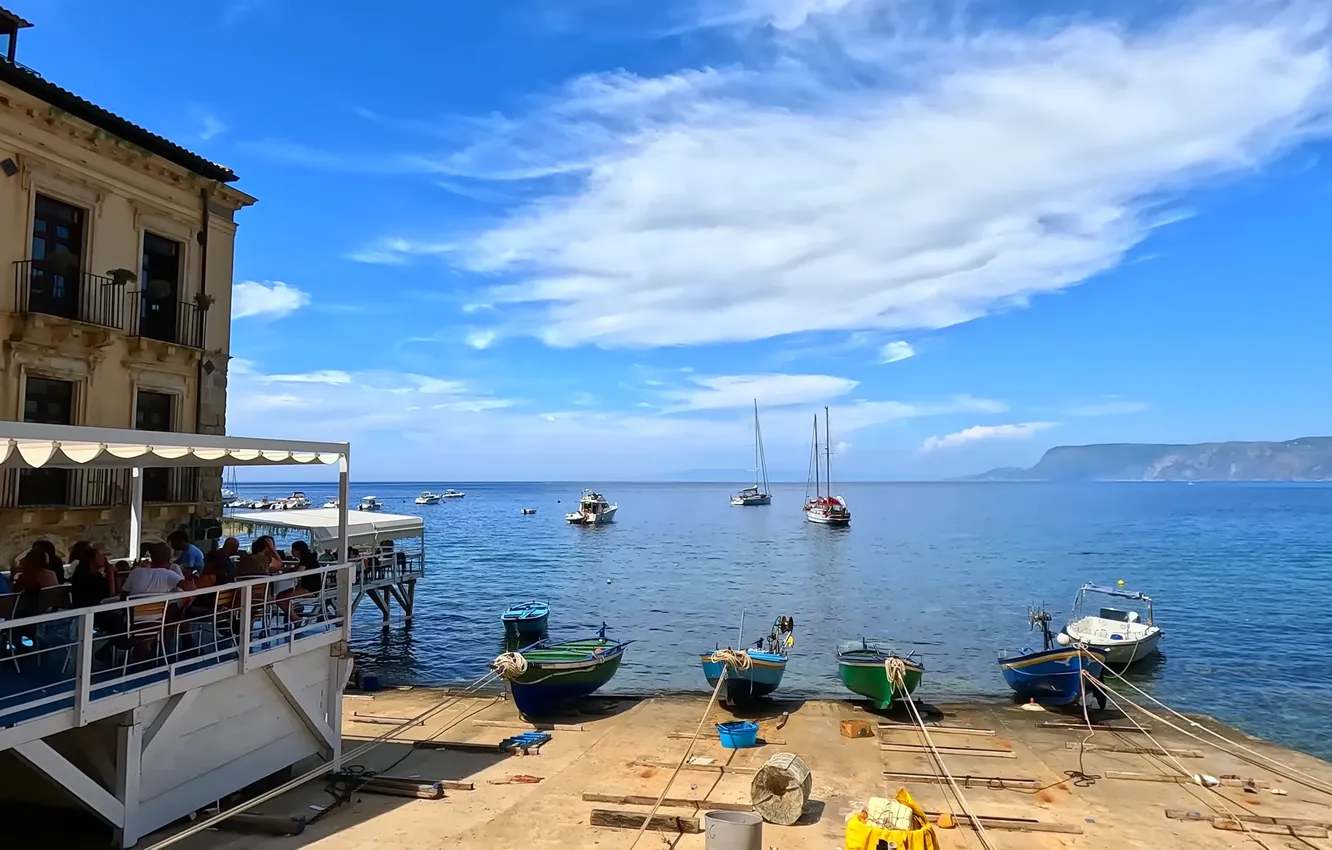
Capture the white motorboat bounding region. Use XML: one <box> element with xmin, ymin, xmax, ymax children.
<box><xmin>252</xmin><ymin>497</ymin><xmax>275</xmax><ymax>511</ymax></box>
<box><xmin>441</xmin><ymin>489</ymin><xmax>465</xmax><ymax>499</ymax></box>
<box><xmin>731</xmin><ymin>400</ymin><xmax>772</xmax><ymax>506</ymax></box>
<box><xmin>565</xmin><ymin>490</ymin><xmax>617</xmax><ymax>525</ymax></box>
<box><xmin>1063</xmin><ymin>584</ymin><xmax>1163</xmax><ymax>667</ymax></box>
<box><xmin>279</xmin><ymin>491</ymin><xmax>311</xmax><ymax>510</ymax></box>
<box><xmin>322</xmin><ymin>498</ymin><xmax>340</xmax><ymax>509</ymax></box>
<box><xmin>357</xmin><ymin>496</ymin><xmax>383</xmax><ymax>512</ymax></box>
<box><xmin>803</xmin><ymin>407</ymin><xmax>850</xmax><ymax>526</ymax></box>
<box><xmin>415</xmin><ymin>491</ymin><xmax>441</xmax><ymax>505</ymax></box>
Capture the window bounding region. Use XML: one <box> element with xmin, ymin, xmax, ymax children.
<box><xmin>136</xmin><ymin>390</ymin><xmax>174</xmax><ymax>501</ymax></box>
<box><xmin>139</xmin><ymin>233</ymin><xmax>181</xmax><ymax>343</ymax></box>
<box><xmin>19</xmin><ymin>377</ymin><xmax>74</xmax><ymax>505</ymax></box>
<box><xmin>29</xmin><ymin>195</ymin><xmax>86</xmax><ymax>320</ymax></box>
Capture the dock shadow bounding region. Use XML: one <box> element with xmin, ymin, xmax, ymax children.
<box><xmin>846</xmin><ymin>697</ymin><xmax>946</xmax><ymax>725</ymax></box>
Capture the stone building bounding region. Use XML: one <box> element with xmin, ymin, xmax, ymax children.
<box><xmin>0</xmin><ymin>8</ymin><xmax>254</xmax><ymax>562</ymax></box>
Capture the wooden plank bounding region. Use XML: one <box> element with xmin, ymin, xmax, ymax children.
<box><xmin>1167</xmin><ymin>810</ymin><xmax>1332</xmax><ymax>829</ymax></box>
<box><xmin>1105</xmin><ymin>770</ymin><xmax>1269</xmax><ymax>789</ymax></box>
<box><xmin>879</xmin><ymin>722</ymin><xmax>996</xmax><ymax>737</ymax></box>
<box><xmin>371</xmin><ymin>774</ymin><xmax>475</xmax><ymax>792</ymax></box>
<box><xmin>1037</xmin><ymin>721</ymin><xmax>1151</xmax><ymax>733</ymax></box>
<box><xmin>414</xmin><ymin>739</ymin><xmax>544</xmax><ymax>754</ymax></box>
<box><xmin>1068</xmin><ymin>742</ymin><xmax>1202</xmax><ymax>758</ymax></box>
<box><xmin>881</xmin><ymin>743</ymin><xmax>1016</xmax><ymax>759</ymax></box>
<box><xmin>1211</xmin><ymin>818</ymin><xmax>1327</xmax><ymax>838</ymax></box>
<box><xmin>473</xmin><ymin>719</ymin><xmax>586</xmax><ymax>732</ymax></box>
<box><xmin>667</xmin><ymin>731</ymin><xmax>786</xmax><ymax>745</ymax></box>
<box><xmin>442</xmin><ymin>781</ymin><xmax>475</xmax><ymax>791</ymax></box>
<box><xmin>582</xmin><ymin>793</ymin><xmax>753</xmax><ymax>812</ymax></box>
<box><xmin>885</xmin><ymin>770</ymin><xmax>1039</xmax><ymax>788</ymax></box>
<box><xmin>628</xmin><ymin>759</ymin><xmax>758</xmax><ymax>776</ymax></box>
<box><xmin>590</xmin><ymin>809</ymin><xmax>701</xmax><ymax>834</ymax></box>
<box><xmin>932</xmin><ymin>812</ymin><xmax>1082</xmax><ymax>835</ymax></box>
<box><xmin>351</xmin><ymin>716</ymin><xmax>425</xmax><ymax>726</ymax></box>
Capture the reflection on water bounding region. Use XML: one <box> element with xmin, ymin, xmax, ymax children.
<box><xmin>265</xmin><ymin>480</ymin><xmax>1332</xmax><ymax>758</ymax></box>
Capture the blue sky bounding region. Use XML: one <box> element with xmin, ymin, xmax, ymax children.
<box><xmin>19</xmin><ymin>0</ymin><xmax>1332</xmax><ymax>480</ymax></box>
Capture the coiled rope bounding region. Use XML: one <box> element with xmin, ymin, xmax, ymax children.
<box><xmin>492</xmin><ymin>651</ymin><xmax>529</xmax><ymax>679</ymax></box>
<box><xmin>887</xmin><ymin>657</ymin><xmax>999</xmax><ymax>850</ymax></box>
<box><xmin>710</xmin><ymin>648</ymin><xmax>753</xmax><ymax>670</ymax></box>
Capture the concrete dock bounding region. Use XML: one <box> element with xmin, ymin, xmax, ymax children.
<box><xmin>120</xmin><ymin>690</ymin><xmax>1332</xmax><ymax>849</ymax></box>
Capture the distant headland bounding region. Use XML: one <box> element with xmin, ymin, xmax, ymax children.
<box><xmin>971</xmin><ymin>437</ymin><xmax>1332</xmax><ymax>482</ymax></box>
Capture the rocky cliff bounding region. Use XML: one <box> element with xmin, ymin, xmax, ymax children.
<box><xmin>973</xmin><ymin>437</ymin><xmax>1332</xmax><ymax>481</ymax></box>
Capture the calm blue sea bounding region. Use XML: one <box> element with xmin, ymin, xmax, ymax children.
<box><xmin>234</xmin><ymin>481</ymin><xmax>1332</xmax><ymax>759</ymax></box>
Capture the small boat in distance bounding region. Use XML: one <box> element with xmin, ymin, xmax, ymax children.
<box><xmin>731</xmin><ymin>400</ymin><xmax>772</xmax><ymax>506</ymax></box>
<box><xmin>1063</xmin><ymin>584</ymin><xmax>1163</xmax><ymax>667</ymax></box>
<box><xmin>496</xmin><ymin>626</ymin><xmax>633</xmax><ymax>717</ymax></box>
<box><xmin>441</xmin><ymin>489</ymin><xmax>465</xmax><ymax>499</ymax></box>
<box><xmin>322</xmin><ymin>498</ymin><xmax>339</xmax><ymax>509</ymax></box>
<box><xmin>700</xmin><ymin>615</ymin><xmax>794</xmax><ymax>705</ymax></box>
<box><xmin>280</xmin><ymin>491</ymin><xmax>311</xmax><ymax>510</ymax></box>
<box><xmin>566</xmin><ymin>490</ymin><xmax>618</xmax><ymax>525</ymax></box>
<box><xmin>999</xmin><ymin>606</ymin><xmax>1107</xmax><ymax>706</ymax></box>
<box><xmin>804</xmin><ymin>407</ymin><xmax>850</xmax><ymax>526</ymax></box>
<box><xmin>501</xmin><ymin>601</ymin><xmax>550</xmax><ymax>640</ymax></box>
<box><xmin>521</xmin><ymin>508</ymin><xmax>537</xmax><ymax>515</ymax></box>
<box><xmin>356</xmin><ymin>496</ymin><xmax>383</xmax><ymax>512</ymax></box>
<box><xmin>836</xmin><ymin>640</ymin><xmax>922</xmax><ymax>710</ymax></box>
<box><xmin>415</xmin><ymin>492</ymin><xmax>441</xmax><ymax>505</ymax></box>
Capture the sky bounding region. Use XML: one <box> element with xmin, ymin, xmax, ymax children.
<box><xmin>16</xmin><ymin>0</ymin><xmax>1332</xmax><ymax>480</ymax></box>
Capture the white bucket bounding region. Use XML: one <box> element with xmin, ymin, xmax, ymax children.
<box><xmin>704</xmin><ymin>810</ymin><xmax>762</xmax><ymax>850</ymax></box>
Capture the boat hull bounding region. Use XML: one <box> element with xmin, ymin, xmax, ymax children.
<box><xmin>804</xmin><ymin>509</ymin><xmax>850</xmax><ymax>526</ymax></box>
<box><xmin>1063</xmin><ymin>622</ymin><xmax>1163</xmax><ymax>667</ymax></box>
<box><xmin>998</xmin><ymin>647</ymin><xmax>1105</xmax><ymax>706</ymax></box>
<box><xmin>566</xmin><ymin>505</ymin><xmax>617</xmax><ymax>524</ymax></box>
<box><xmin>508</xmin><ymin>639</ymin><xmax>627</xmax><ymax>716</ymax></box>
<box><xmin>700</xmin><ymin>652</ymin><xmax>786</xmax><ymax>702</ymax></box>
<box><xmin>836</xmin><ymin>651</ymin><xmax>922</xmax><ymax>710</ymax></box>
<box><xmin>731</xmin><ymin>494</ymin><xmax>771</xmax><ymax>506</ymax></box>
<box><xmin>502</xmin><ymin>614</ymin><xmax>549</xmax><ymax>640</ymax></box>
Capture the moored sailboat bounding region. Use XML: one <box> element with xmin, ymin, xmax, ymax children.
<box><xmin>731</xmin><ymin>400</ymin><xmax>772</xmax><ymax>506</ymax></box>
<box><xmin>804</xmin><ymin>407</ymin><xmax>850</xmax><ymax>526</ymax></box>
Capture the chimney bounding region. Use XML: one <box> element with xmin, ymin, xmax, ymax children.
<box><xmin>0</xmin><ymin>7</ymin><xmax>34</xmax><ymax>64</ymax></box>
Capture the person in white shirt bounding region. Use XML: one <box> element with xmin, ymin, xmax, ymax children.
<box><xmin>122</xmin><ymin>542</ymin><xmax>192</xmax><ymax>596</ymax></box>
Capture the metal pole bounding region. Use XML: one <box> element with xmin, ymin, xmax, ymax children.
<box><xmin>736</xmin><ymin>610</ymin><xmax>745</xmax><ymax>649</ymax></box>
<box><xmin>129</xmin><ymin>467</ymin><xmax>144</xmax><ymax>558</ymax></box>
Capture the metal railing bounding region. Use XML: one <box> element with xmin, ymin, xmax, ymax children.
<box><xmin>13</xmin><ymin>259</ymin><xmax>127</xmax><ymax>330</ymax></box>
<box><xmin>142</xmin><ymin>467</ymin><xmax>201</xmax><ymax>504</ymax></box>
<box><xmin>130</xmin><ymin>293</ymin><xmax>204</xmax><ymax>349</ymax></box>
<box><xmin>0</xmin><ymin>562</ymin><xmax>353</xmax><ymax>735</ymax></box>
<box><xmin>0</xmin><ymin>467</ymin><xmax>129</xmax><ymax>508</ymax></box>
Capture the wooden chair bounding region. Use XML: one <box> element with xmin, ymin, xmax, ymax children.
<box><xmin>120</xmin><ymin>600</ymin><xmax>169</xmax><ymax>675</ymax></box>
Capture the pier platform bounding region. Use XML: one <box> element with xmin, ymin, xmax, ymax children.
<box><xmin>95</xmin><ymin>690</ymin><xmax>1332</xmax><ymax>850</ymax></box>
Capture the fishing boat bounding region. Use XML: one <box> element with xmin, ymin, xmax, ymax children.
<box><xmin>836</xmin><ymin>640</ymin><xmax>922</xmax><ymax>710</ymax></box>
<box><xmin>500</xmin><ymin>601</ymin><xmax>550</xmax><ymax>640</ymax></box>
<box><xmin>804</xmin><ymin>407</ymin><xmax>850</xmax><ymax>526</ymax></box>
<box><xmin>731</xmin><ymin>400</ymin><xmax>772</xmax><ymax>506</ymax></box>
<box><xmin>998</xmin><ymin>606</ymin><xmax>1107</xmax><ymax>706</ymax></box>
<box><xmin>415</xmin><ymin>491</ymin><xmax>441</xmax><ymax>505</ymax></box>
<box><xmin>441</xmin><ymin>489</ymin><xmax>466</xmax><ymax>499</ymax></box>
<box><xmin>521</xmin><ymin>508</ymin><xmax>537</xmax><ymax>515</ymax></box>
<box><xmin>565</xmin><ymin>490</ymin><xmax>617</xmax><ymax>525</ymax></box>
<box><xmin>700</xmin><ymin>616</ymin><xmax>793</xmax><ymax>704</ymax></box>
<box><xmin>498</xmin><ymin>626</ymin><xmax>632</xmax><ymax>717</ymax></box>
<box><xmin>322</xmin><ymin>498</ymin><xmax>340</xmax><ymax>509</ymax></box>
<box><xmin>356</xmin><ymin>496</ymin><xmax>383</xmax><ymax>512</ymax></box>
<box><xmin>1063</xmin><ymin>584</ymin><xmax>1163</xmax><ymax>667</ymax></box>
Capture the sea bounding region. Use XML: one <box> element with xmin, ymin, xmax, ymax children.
<box><xmin>232</xmin><ymin>480</ymin><xmax>1332</xmax><ymax>760</ymax></box>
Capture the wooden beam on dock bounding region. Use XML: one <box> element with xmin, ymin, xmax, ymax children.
<box><xmin>928</xmin><ymin>812</ymin><xmax>1082</xmax><ymax>835</ymax></box>
<box><xmin>1166</xmin><ymin>809</ymin><xmax>1331</xmax><ymax>830</ymax></box>
<box><xmin>1067</xmin><ymin>742</ymin><xmax>1202</xmax><ymax>758</ymax></box>
<box><xmin>881</xmin><ymin>743</ymin><xmax>1016</xmax><ymax>759</ymax></box>
<box><xmin>473</xmin><ymin>719</ymin><xmax>586</xmax><ymax>732</ymax></box>
<box><xmin>884</xmin><ymin>770</ymin><xmax>1039</xmax><ymax>788</ymax></box>
<box><xmin>878</xmin><ymin>722</ymin><xmax>996</xmax><ymax>737</ymax></box>
<box><xmin>351</xmin><ymin>713</ymin><xmax>425</xmax><ymax>726</ymax></box>
<box><xmin>1037</xmin><ymin>721</ymin><xmax>1151</xmax><ymax>733</ymax></box>
<box><xmin>628</xmin><ymin>759</ymin><xmax>758</xmax><ymax>776</ymax></box>
<box><xmin>667</xmin><ymin>731</ymin><xmax>786</xmax><ymax>745</ymax></box>
<box><xmin>1105</xmin><ymin>770</ymin><xmax>1269</xmax><ymax>788</ymax></box>
<box><xmin>582</xmin><ymin>793</ymin><xmax>753</xmax><ymax>812</ymax></box>
<box><xmin>413</xmin><ymin>739</ymin><xmax>545</xmax><ymax>755</ymax></box>
<box><xmin>1212</xmin><ymin>819</ymin><xmax>1327</xmax><ymax>838</ymax></box>
<box><xmin>590</xmin><ymin>809</ymin><xmax>701</xmax><ymax>834</ymax></box>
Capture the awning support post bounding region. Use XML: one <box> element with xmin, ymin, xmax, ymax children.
<box><xmin>129</xmin><ymin>467</ymin><xmax>144</xmax><ymax>559</ymax></box>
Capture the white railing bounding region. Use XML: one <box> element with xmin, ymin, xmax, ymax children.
<box><xmin>0</xmin><ymin>561</ymin><xmax>355</xmax><ymax>736</ymax></box>
<box><xmin>346</xmin><ymin>549</ymin><xmax>425</xmax><ymax>587</ymax></box>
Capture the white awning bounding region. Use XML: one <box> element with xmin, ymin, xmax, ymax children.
<box><xmin>225</xmin><ymin>508</ymin><xmax>424</xmax><ymax>547</ymax></box>
<box><xmin>0</xmin><ymin>422</ymin><xmax>348</xmax><ymax>469</ymax></box>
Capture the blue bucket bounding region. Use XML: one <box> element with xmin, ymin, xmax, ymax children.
<box><xmin>717</xmin><ymin>720</ymin><xmax>759</xmax><ymax>749</ymax></box>
<box><xmin>361</xmin><ymin>673</ymin><xmax>381</xmax><ymax>692</ymax></box>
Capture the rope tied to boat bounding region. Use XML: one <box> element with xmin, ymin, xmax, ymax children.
<box><xmin>884</xmin><ymin>656</ymin><xmax>907</xmax><ymax>688</ymax></box>
<box><xmin>710</xmin><ymin>648</ymin><xmax>753</xmax><ymax>670</ymax></box>
<box><xmin>491</xmin><ymin>651</ymin><xmax>529</xmax><ymax>680</ymax></box>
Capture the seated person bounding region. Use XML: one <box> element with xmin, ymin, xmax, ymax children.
<box><xmin>234</xmin><ymin>536</ymin><xmax>282</xmax><ymax>579</ymax></box>
<box><xmin>168</xmin><ymin>530</ymin><xmax>205</xmax><ymax>578</ymax></box>
<box><xmin>292</xmin><ymin>540</ymin><xmax>323</xmax><ymax>594</ymax></box>
<box><xmin>12</xmin><ymin>549</ymin><xmax>59</xmax><ymax>592</ymax></box>
<box><xmin>68</xmin><ymin>541</ymin><xmax>118</xmax><ymax>608</ymax></box>
<box><xmin>204</xmin><ymin>537</ymin><xmax>240</xmax><ymax>576</ymax></box>
<box><xmin>122</xmin><ymin>543</ymin><xmax>192</xmax><ymax>596</ymax></box>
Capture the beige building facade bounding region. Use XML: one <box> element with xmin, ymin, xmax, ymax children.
<box><xmin>0</xmin><ymin>9</ymin><xmax>254</xmax><ymax>562</ymax></box>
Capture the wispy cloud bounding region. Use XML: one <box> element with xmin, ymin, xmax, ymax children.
<box><xmin>880</xmin><ymin>341</ymin><xmax>915</xmax><ymax>363</ymax></box>
<box><xmin>258</xmin><ymin>370</ymin><xmax>351</xmax><ymax>386</ymax></box>
<box><xmin>663</xmin><ymin>373</ymin><xmax>859</xmax><ymax>412</ymax></box>
<box><xmin>346</xmin><ymin>237</ymin><xmax>455</xmax><ymax>265</ymax></box>
<box><xmin>232</xmin><ymin>281</ymin><xmax>311</xmax><ymax>320</ymax></box>
<box><xmin>920</xmin><ymin>421</ymin><xmax>1058</xmax><ymax>451</ymax></box>
<box><xmin>465</xmin><ymin>329</ymin><xmax>498</xmax><ymax>350</ymax></box>
<box><xmin>370</xmin><ymin>4</ymin><xmax>1332</xmax><ymax>349</ymax></box>
<box><xmin>1065</xmin><ymin>399</ymin><xmax>1151</xmax><ymax>416</ymax></box>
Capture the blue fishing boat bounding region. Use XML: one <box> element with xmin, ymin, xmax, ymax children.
<box><xmin>700</xmin><ymin>616</ymin><xmax>793</xmax><ymax>704</ymax></box>
<box><xmin>500</xmin><ymin>601</ymin><xmax>550</xmax><ymax>640</ymax></box>
<box><xmin>497</xmin><ymin>625</ymin><xmax>633</xmax><ymax>717</ymax></box>
<box><xmin>998</xmin><ymin>606</ymin><xmax>1107</xmax><ymax>707</ymax></box>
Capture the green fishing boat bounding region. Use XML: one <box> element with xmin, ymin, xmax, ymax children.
<box><xmin>836</xmin><ymin>640</ymin><xmax>924</xmax><ymax>710</ymax></box>
<box><xmin>496</xmin><ymin>625</ymin><xmax>633</xmax><ymax>717</ymax></box>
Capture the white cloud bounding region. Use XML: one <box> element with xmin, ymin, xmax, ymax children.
<box><xmin>190</xmin><ymin>106</ymin><xmax>228</xmax><ymax>141</ymax></box>
<box><xmin>880</xmin><ymin>341</ymin><xmax>915</xmax><ymax>363</ymax></box>
<box><xmin>232</xmin><ymin>281</ymin><xmax>311</xmax><ymax>320</ymax></box>
<box><xmin>392</xmin><ymin>5</ymin><xmax>1332</xmax><ymax>348</ymax></box>
<box><xmin>347</xmin><ymin>237</ymin><xmax>453</xmax><ymax>264</ymax></box>
<box><xmin>1066</xmin><ymin>399</ymin><xmax>1150</xmax><ymax>416</ymax></box>
<box><xmin>258</xmin><ymin>370</ymin><xmax>352</xmax><ymax>386</ymax></box>
<box><xmin>664</xmin><ymin>373</ymin><xmax>859</xmax><ymax>412</ymax></box>
<box><xmin>920</xmin><ymin>421</ymin><xmax>1058</xmax><ymax>452</ymax></box>
<box><xmin>466</xmin><ymin>329</ymin><xmax>497</xmax><ymax>350</ymax></box>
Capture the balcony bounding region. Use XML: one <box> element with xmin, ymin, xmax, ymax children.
<box><xmin>130</xmin><ymin>292</ymin><xmax>204</xmax><ymax>349</ymax></box>
<box><xmin>143</xmin><ymin>466</ymin><xmax>201</xmax><ymax>504</ymax></box>
<box><xmin>0</xmin><ymin>467</ymin><xmax>128</xmax><ymax>508</ymax></box>
<box><xmin>12</xmin><ymin>259</ymin><xmax>127</xmax><ymax>330</ymax></box>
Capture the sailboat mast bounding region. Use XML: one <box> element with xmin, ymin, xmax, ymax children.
<box><xmin>752</xmin><ymin>400</ymin><xmax>760</xmax><ymax>488</ymax></box>
<box><xmin>756</xmin><ymin>404</ymin><xmax>769</xmax><ymax>494</ymax></box>
<box><xmin>813</xmin><ymin>414</ymin><xmax>821</xmax><ymax>497</ymax></box>
<box><xmin>825</xmin><ymin>406</ymin><xmax>832</xmax><ymax>495</ymax></box>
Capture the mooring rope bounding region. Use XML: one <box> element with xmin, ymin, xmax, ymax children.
<box><xmin>710</xmin><ymin>648</ymin><xmax>753</xmax><ymax>670</ymax></box>
<box><xmin>627</xmin><ymin>665</ymin><xmax>730</xmax><ymax>850</ymax></box>
<box><xmin>491</xmin><ymin>651</ymin><xmax>529</xmax><ymax>679</ymax></box>
<box><xmin>886</xmin><ymin>658</ymin><xmax>999</xmax><ymax>850</ymax></box>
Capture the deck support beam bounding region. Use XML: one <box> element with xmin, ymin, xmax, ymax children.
<box><xmin>266</xmin><ymin>665</ymin><xmax>338</xmax><ymax>760</ymax></box>
<box><xmin>14</xmin><ymin>739</ymin><xmax>127</xmax><ymax>835</ymax></box>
